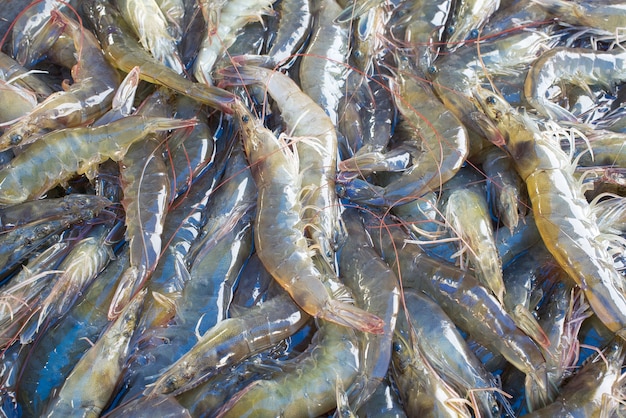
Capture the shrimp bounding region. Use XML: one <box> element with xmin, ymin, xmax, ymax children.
<box><xmin>338</xmin><ymin>54</ymin><xmax>468</xmax><ymax>207</ymax></box>
<box><xmin>233</xmin><ymin>100</ymin><xmax>384</xmax><ymax>334</ymax></box>
<box><xmin>531</xmin><ymin>0</ymin><xmax>626</xmax><ymax>35</ymax></box>
<box><xmin>336</xmin><ymin>208</ymin><xmax>400</xmax><ymax>410</ymax></box>
<box><xmin>20</xmin><ymin>222</ymin><xmax>119</xmax><ymax>343</ymax></box>
<box><xmin>219</xmin><ymin>64</ymin><xmax>343</xmax><ymax>268</ymax></box>
<box><xmin>193</xmin><ymin>0</ymin><xmax>276</xmax><ymax>85</ymax></box>
<box><xmin>524</xmin><ymin>47</ymin><xmax>626</xmax><ymax>122</ymax></box>
<box><xmin>0</xmin><ymin>51</ymin><xmax>54</xmax><ymax>100</ymax></box>
<box><xmin>42</xmin><ymin>289</ymin><xmax>145</xmax><ymax>418</ymax></box>
<box><xmin>299</xmin><ymin>0</ymin><xmax>350</xmax><ymax>125</ymax></box>
<box><xmin>0</xmin><ymin>242</ymin><xmax>69</xmax><ymax>349</ymax></box>
<box><xmin>445</xmin><ymin>186</ymin><xmax>506</xmax><ymax>303</ymax></box>
<box><xmin>0</xmin><ymin>194</ymin><xmax>110</xmax><ymax>230</ymax></box>
<box><xmin>82</xmin><ymin>0</ymin><xmax>236</xmax><ymax>114</ymax></box>
<box><xmin>0</xmin><ymin>115</ymin><xmax>196</xmax><ymax>206</ymax></box>
<box><xmin>525</xmin><ymin>338</ymin><xmax>626</xmax><ymax>417</ymax></box>
<box><xmin>367</xmin><ymin>214</ymin><xmax>554</xmax><ymax>411</ymax></box>
<box><xmin>117</xmin><ymin>0</ymin><xmax>184</xmax><ymax>73</ymax></box>
<box><xmin>473</xmin><ymin>86</ymin><xmax>626</xmax><ymax>337</ymax></box>
<box><xmin>262</xmin><ymin>0</ymin><xmax>311</xmax><ymax>69</ymax></box>
<box><xmin>215</xmin><ymin>322</ymin><xmax>361</xmax><ymax>418</ymax></box>
<box><xmin>109</xmin><ymin>91</ymin><xmax>173</xmax><ymax>319</ymax></box>
<box><xmin>478</xmin><ymin>146</ymin><xmax>528</xmax><ymax>231</ymax></box>
<box><xmin>146</xmin><ymin>292</ymin><xmax>308</xmax><ymax>397</ymax></box>
<box><xmin>0</xmin><ymin>11</ymin><xmax>121</xmax><ymax>151</ymax></box>
<box><xmin>444</xmin><ymin>0</ymin><xmax>501</xmax><ymax>51</ymax></box>
<box><xmin>392</xmin><ymin>307</ymin><xmax>473</xmax><ymax>418</ymax></box>
<box><xmin>400</xmin><ymin>289</ymin><xmax>505</xmax><ymax>417</ymax></box>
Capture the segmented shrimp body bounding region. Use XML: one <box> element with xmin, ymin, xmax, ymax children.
<box><xmin>234</xmin><ymin>100</ymin><xmax>384</xmax><ymax>334</ymax></box>
<box><xmin>474</xmin><ymin>86</ymin><xmax>626</xmax><ymax>336</ymax></box>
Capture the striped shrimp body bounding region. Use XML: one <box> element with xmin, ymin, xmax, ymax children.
<box><xmin>220</xmin><ymin>63</ymin><xmax>343</xmax><ymax>267</ymax></box>
<box><xmin>474</xmin><ymin>86</ymin><xmax>626</xmax><ymax>336</ymax></box>
<box><xmin>0</xmin><ymin>116</ymin><xmax>195</xmax><ymax>206</ymax></box>
<box><xmin>234</xmin><ymin>100</ymin><xmax>384</xmax><ymax>334</ymax></box>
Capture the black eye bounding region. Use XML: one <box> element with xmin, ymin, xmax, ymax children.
<box><xmin>447</xmin><ymin>26</ymin><xmax>455</xmax><ymax>35</ymax></box>
<box><xmin>393</xmin><ymin>341</ymin><xmax>402</xmax><ymax>352</ymax></box>
<box><xmin>427</xmin><ymin>65</ymin><xmax>437</xmax><ymax>74</ymax></box>
<box><xmin>486</xmin><ymin>96</ymin><xmax>497</xmax><ymax>105</ymax></box>
<box><xmin>469</xmin><ymin>29</ymin><xmax>479</xmax><ymax>39</ymax></box>
<box><xmin>241</xmin><ymin>115</ymin><xmax>249</xmax><ymax>123</ymax></box>
<box><xmin>10</xmin><ymin>134</ymin><xmax>22</xmax><ymax>145</ymax></box>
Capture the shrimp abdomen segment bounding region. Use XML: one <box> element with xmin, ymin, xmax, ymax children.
<box><xmin>527</xmin><ymin>168</ymin><xmax>626</xmax><ymax>333</ymax></box>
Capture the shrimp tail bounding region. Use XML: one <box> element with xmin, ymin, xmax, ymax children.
<box><xmin>524</xmin><ymin>366</ymin><xmax>556</xmax><ymax>412</ymax></box>
<box><xmin>319</xmin><ymin>299</ymin><xmax>385</xmax><ymax>335</ymax></box>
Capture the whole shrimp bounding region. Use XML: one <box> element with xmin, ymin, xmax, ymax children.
<box><xmin>233</xmin><ymin>100</ymin><xmax>384</xmax><ymax>334</ymax></box>
<box><xmin>473</xmin><ymin>86</ymin><xmax>626</xmax><ymax>336</ymax></box>
<box><xmin>524</xmin><ymin>47</ymin><xmax>626</xmax><ymax>122</ymax></box>
<box><xmin>219</xmin><ymin>64</ymin><xmax>343</xmax><ymax>268</ymax></box>
<box><xmin>82</xmin><ymin>0</ymin><xmax>236</xmax><ymax>114</ymax></box>
<box><xmin>0</xmin><ymin>115</ymin><xmax>195</xmax><ymax>206</ymax></box>
<box><xmin>0</xmin><ymin>11</ymin><xmax>121</xmax><ymax>151</ymax></box>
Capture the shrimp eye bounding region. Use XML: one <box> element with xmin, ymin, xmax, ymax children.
<box><xmin>354</xmin><ymin>50</ymin><xmax>363</xmax><ymax>58</ymax></box>
<box><xmin>393</xmin><ymin>341</ymin><xmax>402</xmax><ymax>352</ymax></box>
<box><xmin>469</xmin><ymin>29</ymin><xmax>479</xmax><ymax>39</ymax></box>
<box><xmin>486</xmin><ymin>96</ymin><xmax>497</xmax><ymax>105</ymax></box>
<box><xmin>427</xmin><ymin>65</ymin><xmax>437</xmax><ymax>74</ymax></box>
<box><xmin>241</xmin><ymin>115</ymin><xmax>250</xmax><ymax>123</ymax></box>
<box><xmin>447</xmin><ymin>26</ymin><xmax>455</xmax><ymax>35</ymax></box>
<box><xmin>10</xmin><ymin>134</ymin><xmax>22</xmax><ymax>145</ymax></box>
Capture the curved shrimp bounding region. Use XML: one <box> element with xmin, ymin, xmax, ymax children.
<box><xmin>0</xmin><ymin>115</ymin><xmax>195</xmax><ymax>206</ymax></box>
<box><xmin>233</xmin><ymin>100</ymin><xmax>384</xmax><ymax>334</ymax></box>
<box><xmin>473</xmin><ymin>86</ymin><xmax>626</xmax><ymax>337</ymax></box>
<box><xmin>83</xmin><ymin>0</ymin><xmax>236</xmax><ymax>114</ymax></box>
<box><xmin>145</xmin><ymin>292</ymin><xmax>308</xmax><ymax>397</ymax></box>
<box><xmin>338</xmin><ymin>54</ymin><xmax>468</xmax><ymax>207</ymax></box>
<box><xmin>0</xmin><ymin>10</ymin><xmax>121</xmax><ymax>151</ymax></box>
<box><xmin>524</xmin><ymin>47</ymin><xmax>626</xmax><ymax>122</ymax></box>
<box><xmin>219</xmin><ymin>63</ymin><xmax>343</xmax><ymax>268</ymax></box>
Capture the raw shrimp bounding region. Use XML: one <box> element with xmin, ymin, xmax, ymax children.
<box><xmin>219</xmin><ymin>64</ymin><xmax>343</xmax><ymax>267</ymax></box>
<box><xmin>216</xmin><ymin>322</ymin><xmax>361</xmax><ymax>418</ymax></box>
<box><xmin>261</xmin><ymin>0</ymin><xmax>311</xmax><ymax>69</ymax></box>
<box><xmin>299</xmin><ymin>0</ymin><xmax>350</xmax><ymax>125</ymax></box>
<box><xmin>473</xmin><ymin>86</ymin><xmax>626</xmax><ymax>336</ymax></box>
<box><xmin>525</xmin><ymin>338</ymin><xmax>626</xmax><ymax>417</ymax></box>
<box><xmin>0</xmin><ymin>11</ymin><xmax>121</xmax><ymax>151</ymax></box>
<box><xmin>0</xmin><ymin>51</ymin><xmax>54</xmax><ymax>99</ymax></box>
<box><xmin>83</xmin><ymin>0</ymin><xmax>236</xmax><ymax>114</ymax></box>
<box><xmin>338</xmin><ymin>55</ymin><xmax>468</xmax><ymax>207</ymax></box>
<box><xmin>233</xmin><ymin>100</ymin><xmax>384</xmax><ymax>334</ymax></box>
<box><xmin>367</xmin><ymin>214</ymin><xmax>554</xmax><ymax>411</ymax></box>
<box><xmin>109</xmin><ymin>90</ymin><xmax>173</xmax><ymax>319</ymax></box>
<box><xmin>445</xmin><ymin>0</ymin><xmax>501</xmax><ymax>51</ymax></box>
<box><xmin>20</xmin><ymin>222</ymin><xmax>119</xmax><ymax>343</ymax></box>
<box><xmin>0</xmin><ymin>194</ymin><xmax>110</xmax><ymax>230</ymax></box>
<box><xmin>0</xmin><ymin>115</ymin><xmax>195</xmax><ymax>206</ymax></box>
<box><xmin>42</xmin><ymin>289</ymin><xmax>145</xmax><ymax>418</ymax></box>
<box><xmin>524</xmin><ymin>47</ymin><xmax>626</xmax><ymax>122</ymax></box>
<box><xmin>193</xmin><ymin>0</ymin><xmax>276</xmax><ymax>85</ymax></box>
<box><xmin>336</xmin><ymin>208</ymin><xmax>400</xmax><ymax>410</ymax></box>
<box><xmin>146</xmin><ymin>292</ymin><xmax>308</xmax><ymax>396</ymax></box>
<box><xmin>117</xmin><ymin>0</ymin><xmax>184</xmax><ymax>73</ymax></box>
<box><xmin>531</xmin><ymin>0</ymin><xmax>626</xmax><ymax>35</ymax></box>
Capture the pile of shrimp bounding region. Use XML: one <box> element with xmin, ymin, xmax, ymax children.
<box><xmin>1</xmin><ymin>0</ymin><xmax>626</xmax><ymax>416</ymax></box>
